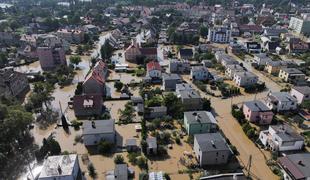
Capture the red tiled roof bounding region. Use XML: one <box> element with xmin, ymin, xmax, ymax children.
<box><xmin>147</xmin><ymin>61</ymin><xmax>161</xmax><ymax>71</ymax></box>
<box><xmin>140</xmin><ymin>48</ymin><xmax>157</xmax><ymax>56</ymax></box>
<box><xmin>84</xmin><ymin>61</ymin><xmax>107</xmax><ymax>85</ymax></box>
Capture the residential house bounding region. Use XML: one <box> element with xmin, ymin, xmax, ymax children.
<box><xmin>264</xmin><ymin>61</ymin><xmax>291</xmax><ymax>75</ymax></box>
<box><xmin>207</xmin><ymin>26</ymin><xmax>232</xmax><ymax>43</ymax></box>
<box><xmin>245</xmin><ymin>42</ymin><xmax>261</xmax><ymax>53</ymax></box>
<box><xmin>168</xmin><ymin>60</ymin><xmax>191</xmax><ymax>74</ymax></box>
<box><xmin>287</xmin><ymin>40</ymin><xmax>309</xmax><ymax>54</ymax></box>
<box><xmin>149</xmin><ymin>171</ymin><xmax>165</xmax><ymax>180</ymax></box>
<box><xmin>106</xmin><ymin>164</ymin><xmax>129</xmax><ymax>180</ymax></box>
<box><xmin>190</xmin><ymin>66</ymin><xmax>209</xmax><ymax>81</ymax></box>
<box><xmin>228</xmin><ymin>43</ymin><xmax>244</xmax><ymax>54</ymax></box>
<box><xmin>253</xmin><ymin>53</ymin><xmax>272</xmax><ymax>66</ymax></box>
<box><xmin>279</xmin><ymin>68</ymin><xmax>306</xmax><ymax>84</ymax></box>
<box><xmin>124</xmin><ymin>41</ymin><xmax>157</xmax><ymax>63</ymax></box>
<box><xmin>233</xmin><ymin>72</ymin><xmax>258</xmax><ymax>87</ymax></box>
<box><xmin>82</xmin><ymin>119</ymin><xmax>115</xmax><ymax>146</ymax></box>
<box><xmin>178</xmin><ymin>48</ymin><xmax>194</xmax><ymax>60</ymax></box>
<box><xmin>175</xmin><ymin>83</ymin><xmax>195</xmax><ymax>94</ymax></box>
<box><xmin>177</xmin><ymin>89</ymin><xmax>203</xmax><ymax>111</ymax></box>
<box><xmin>125</xmin><ymin>138</ymin><xmax>139</xmax><ymax>152</ymax></box>
<box><xmin>146</xmin><ymin>137</ymin><xmax>157</xmax><ymax>155</ymax></box>
<box><xmin>73</xmin><ymin>94</ymin><xmax>103</xmax><ymax>117</ymax></box>
<box><xmin>194</xmin><ymin>133</ymin><xmax>231</xmax><ymax>166</ymax></box>
<box><xmin>290</xmin><ymin>86</ymin><xmax>310</xmax><ymax>104</ymax></box>
<box><xmin>162</xmin><ymin>73</ymin><xmax>182</xmax><ymax>91</ymax></box>
<box><xmin>0</xmin><ymin>32</ymin><xmax>19</xmax><ymax>45</ymax></box>
<box><xmin>130</xmin><ymin>96</ymin><xmax>144</xmax><ymax>105</ymax></box>
<box><xmin>278</xmin><ymin>153</ymin><xmax>310</xmax><ymax>180</ymax></box>
<box><xmin>225</xmin><ymin>64</ymin><xmax>245</xmax><ymax>79</ymax></box>
<box><xmin>38</xmin><ymin>154</ymin><xmax>82</xmax><ymax>180</ymax></box>
<box><xmin>136</xmin><ymin>29</ymin><xmax>157</xmax><ymax>46</ymax></box>
<box><xmin>0</xmin><ymin>68</ymin><xmax>29</xmax><ymax>98</ymax></box>
<box><xmin>183</xmin><ymin>111</ymin><xmax>217</xmax><ymax>135</ymax></box>
<box><xmin>37</xmin><ymin>45</ymin><xmax>67</xmax><ymax>71</ymax></box>
<box><xmin>215</xmin><ymin>52</ymin><xmax>238</xmax><ymax>67</ymax></box>
<box><xmin>83</xmin><ymin>61</ymin><xmax>107</xmax><ymax>95</ymax></box>
<box><xmin>145</xmin><ymin>106</ymin><xmax>167</xmax><ymax>119</ymax></box>
<box><xmin>239</xmin><ymin>24</ymin><xmax>263</xmax><ymax>35</ymax></box>
<box><xmin>265</xmin><ymin>41</ymin><xmax>280</xmax><ymax>53</ymax></box>
<box><xmin>83</xmin><ymin>24</ymin><xmax>99</xmax><ymax>34</ymax></box>
<box><xmin>56</xmin><ymin>29</ymin><xmax>85</xmax><ymax>44</ymax></box>
<box><xmin>146</xmin><ymin>61</ymin><xmax>161</xmax><ymax>79</ymax></box>
<box><xmin>243</xmin><ymin>100</ymin><xmax>274</xmax><ymax>125</ymax></box>
<box><xmin>265</xmin><ymin>92</ymin><xmax>298</xmax><ymax>112</ymax></box>
<box><xmin>259</xmin><ymin>124</ymin><xmax>304</xmax><ymax>151</ymax></box>
<box><xmin>202</xmin><ymin>60</ymin><xmax>213</xmax><ymax>68</ymax></box>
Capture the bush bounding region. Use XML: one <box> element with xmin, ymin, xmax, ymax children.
<box><xmin>136</xmin><ymin>157</ymin><xmax>148</xmax><ymax>170</ymax></box>
<box><xmin>114</xmin><ymin>155</ymin><xmax>125</xmax><ymax>164</ymax></box>
<box><xmin>175</xmin><ymin>137</ymin><xmax>181</xmax><ymax>144</ymax></box>
<box><xmin>71</xmin><ymin>120</ymin><xmax>83</xmax><ymax>130</ymax></box>
<box><xmin>98</xmin><ymin>140</ymin><xmax>113</xmax><ymax>155</ymax></box>
<box><xmin>88</xmin><ymin>163</ymin><xmax>97</xmax><ymax>178</ymax></box>
<box><xmin>114</xmin><ymin>81</ymin><xmax>124</xmax><ymax>92</ymax></box>
<box><xmin>127</xmin><ymin>152</ymin><xmax>140</xmax><ymax>165</ymax></box>
<box><xmin>74</xmin><ymin>134</ymin><xmax>83</xmax><ymax>143</ymax></box>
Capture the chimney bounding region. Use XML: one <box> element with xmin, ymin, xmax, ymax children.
<box><xmin>298</xmin><ymin>160</ymin><xmax>304</xmax><ymax>166</ymax></box>
<box><xmin>211</xmin><ymin>140</ymin><xmax>216</xmax><ymax>148</ymax></box>
<box><xmin>91</xmin><ymin>121</ymin><xmax>96</xmax><ymax>128</ymax></box>
<box><xmin>57</xmin><ymin>165</ymin><xmax>62</xmax><ymax>175</ymax></box>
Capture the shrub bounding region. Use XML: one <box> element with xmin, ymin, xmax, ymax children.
<box><xmin>136</xmin><ymin>157</ymin><xmax>148</xmax><ymax>170</ymax></box>
<box><xmin>114</xmin><ymin>155</ymin><xmax>125</xmax><ymax>164</ymax></box>
<box><xmin>114</xmin><ymin>81</ymin><xmax>124</xmax><ymax>92</ymax></box>
<box><xmin>175</xmin><ymin>137</ymin><xmax>181</xmax><ymax>144</ymax></box>
<box><xmin>127</xmin><ymin>152</ymin><xmax>140</xmax><ymax>165</ymax></box>
<box><xmin>98</xmin><ymin>140</ymin><xmax>113</xmax><ymax>155</ymax></box>
<box><xmin>71</xmin><ymin>120</ymin><xmax>83</xmax><ymax>130</ymax></box>
<box><xmin>88</xmin><ymin>163</ymin><xmax>97</xmax><ymax>178</ymax></box>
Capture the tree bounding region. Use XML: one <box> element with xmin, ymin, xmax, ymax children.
<box><xmin>202</xmin><ymin>98</ymin><xmax>211</xmax><ymax>111</ymax></box>
<box><xmin>100</xmin><ymin>39</ymin><xmax>113</xmax><ymax>59</ymax></box>
<box><xmin>163</xmin><ymin>93</ymin><xmax>183</xmax><ymax>118</ymax></box>
<box><xmin>118</xmin><ymin>102</ymin><xmax>135</xmax><ymax>122</ymax></box>
<box><xmin>301</xmin><ymin>100</ymin><xmax>310</xmax><ymax>111</ymax></box>
<box><xmin>98</xmin><ymin>140</ymin><xmax>113</xmax><ymax>155</ymax></box>
<box><xmin>114</xmin><ymin>81</ymin><xmax>123</xmax><ymax>92</ymax></box>
<box><xmin>114</xmin><ymin>155</ymin><xmax>125</xmax><ymax>164</ymax></box>
<box><xmin>88</xmin><ymin>163</ymin><xmax>97</xmax><ymax>179</ymax></box>
<box><xmin>136</xmin><ymin>156</ymin><xmax>148</xmax><ymax>170</ymax></box>
<box><xmin>75</xmin><ymin>82</ymin><xmax>83</xmax><ymax>95</ymax></box>
<box><xmin>76</xmin><ymin>45</ymin><xmax>83</xmax><ymax>55</ymax></box>
<box><xmin>199</xmin><ymin>26</ymin><xmax>208</xmax><ymax>38</ymax></box>
<box><xmin>69</xmin><ymin>55</ymin><xmax>81</xmax><ymax>67</ymax></box>
<box><xmin>28</xmin><ymin>82</ymin><xmax>54</xmax><ymax>110</ymax></box>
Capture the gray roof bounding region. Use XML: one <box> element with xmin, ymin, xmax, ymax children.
<box><xmin>176</xmin><ymin>83</ymin><xmax>194</xmax><ymax>91</ymax></box>
<box><xmin>292</xmin><ymin>86</ymin><xmax>310</xmax><ymax>95</ymax></box>
<box><xmin>114</xmin><ymin>164</ymin><xmax>128</xmax><ymax>180</ymax></box>
<box><xmin>195</xmin><ymin>133</ymin><xmax>230</xmax><ymax>152</ymax></box>
<box><xmin>178</xmin><ymin>89</ymin><xmax>201</xmax><ymax>99</ymax></box>
<box><xmin>279</xmin><ymin>153</ymin><xmax>310</xmax><ymax>179</ymax></box>
<box><xmin>131</xmin><ymin>96</ymin><xmax>144</xmax><ymax>103</ymax></box>
<box><xmin>234</xmin><ymin>71</ymin><xmax>257</xmax><ymax>78</ymax></box>
<box><xmin>268</xmin><ymin>92</ymin><xmax>297</xmax><ymax>103</ymax></box>
<box><xmin>82</xmin><ymin>119</ymin><xmax>115</xmax><ymax>135</ymax></box>
<box><xmin>162</xmin><ymin>73</ymin><xmax>181</xmax><ymax>80</ymax></box>
<box><xmin>191</xmin><ymin>66</ymin><xmax>208</xmax><ymax>73</ymax></box>
<box><xmin>244</xmin><ymin>100</ymin><xmax>271</xmax><ymax>112</ymax></box>
<box><xmin>148</xmin><ymin>106</ymin><xmax>167</xmax><ymax>113</ymax></box>
<box><xmin>281</xmin><ymin>68</ymin><xmax>304</xmax><ymax>75</ymax></box>
<box><xmin>226</xmin><ymin>64</ymin><xmax>243</xmax><ymax>71</ymax></box>
<box><xmin>270</xmin><ymin>124</ymin><xmax>304</xmax><ymax>142</ymax></box>
<box><xmin>126</xmin><ymin>138</ymin><xmax>137</xmax><ymax>146</ymax></box>
<box><xmin>146</xmin><ymin>137</ymin><xmax>157</xmax><ymax>148</ymax></box>
<box><xmin>184</xmin><ymin>111</ymin><xmax>217</xmax><ymax>125</ymax></box>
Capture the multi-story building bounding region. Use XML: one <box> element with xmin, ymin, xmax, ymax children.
<box><xmin>278</xmin><ymin>68</ymin><xmax>305</xmax><ymax>85</ymax></box>
<box><xmin>207</xmin><ymin>26</ymin><xmax>231</xmax><ymax>43</ymax></box>
<box><xmin>290</xmin><ymin>86</ymin><xmax>310</xmax><ymax>104</ymax></box>
<box><xmin>265</xmin><ymin>92</ymin><xmax>298</xmax><ymax>112</ymax></box>
<box><xmin>289</xmin><ymin>16</ymin><xmax>310</xmax><ymax>36</ymax></box>
<box><xmin>0</xmin><ymin>68</ymin><xmax>29</xmax><ymax>98</ymax></box>
<box><xmin>183</xmin><ymin>111</ymin><xmax>217</xmax><ymax>135</ymax></box>
<box><xmin>194</xmin><ymin>133</ymin><xmax>231</xmax><ymax>166</ymax></box>
<box><xmin>37</xmin><ymin>45</ymin><xmax>67</xmax><ymax>70</ymax></box>
<box><xmin>56</xmin><ymin>29</ymin><xmax>85</xmax><ymax>44</ymax></box>
<box><xmin>38</xmin><ymin>154</ymin><xmax>82</xmax><ymax>180</ymax></box>
<box><xmin>259</xmin><ymin>124</ymin><xmax>304</xmax><ymax>151</ymax></box>
<box><xmin>278</xmin><ymin>153</ymin><xmax>310</xmax><ymax>180</ymax></box>
<box><xmin>177</xmin><ymin>89</ymin><xmax>203</xmax><ymax>111</ymax></box>
<box><xmin>190</xmin><ymin>66</ymin><xmax>209</xmax><ymax>81</ymax></box>
<box><xmin>243</xmin><ymin>100</ymin><xmax>274</xmax><ymax>125</ymax></box>
<box><xmin>233</xmin><ymin>72</ymin><xmax>258</xmax><ymax>87</ymax></box>
<box><xmin>168</xmin><ymin>60</ymin><xmax>191</xmax><ymax>74</ymax></box>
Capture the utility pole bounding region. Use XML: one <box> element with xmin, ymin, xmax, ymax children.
<box><xmin>247</xmin><ymin>155</ymin><xmax>252</xmax><ymax>178</ymax></box>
